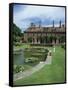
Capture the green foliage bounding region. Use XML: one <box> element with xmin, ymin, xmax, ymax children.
<box><xmin>61</xmin><ymin>44</ymin><xmax>66</xmax><ymax>49</ymax></box>
<box><xmin>37</xmin><ymin>36</ymin><xmax>57</xmax><ymax>43</ymax></box>
<box><xmin>12</xmin><ymin>23</ymin><xmax>22</xmax><ymax>45</ymax></box>
<box><xmin>14</xmin><ymin>46</ymin><xmax>65</xmax><ymax>85</ymax></box>
<box><xmin>59</xmin><ymin>36</ymin><xmax>65</xmax><ymax>43</ymax></box>
<box><xmin>14</xmin><ymin>65</ymin><xmax>24</xmax><ymax>73</ymax></box>
<box><xmin>25</xmin><ymin>57</ymin><xmax>39</xmax><ymax>63</ymax></box>
<box><xmin>28</xmin><ymin>37</ymin><xmax>32</xmax><ymax>43</ymax></box>
<box><xmin>24</xmin><ymin>48</ymin><xmax>49</xmax><ymax>63</ymax></box>
<box><xmin>14</xmin><ymin>42</ymin><xmax>22</xmax><ymax>46</ymax></box>
<box><xmin>13</xmin><ymin>24</ymin><xmax>21</xmax><ymax>36</ymax></box>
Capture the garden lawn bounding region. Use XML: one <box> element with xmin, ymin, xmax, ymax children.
<box><xmin>14</xmin><ymin>43</ymin><xmax>30</xmax><ymax>50</ymax></box>
<box><xmin>14</xmin><ymin>46</ymin><xmax>66</xmax><ymax>86</ymax></box>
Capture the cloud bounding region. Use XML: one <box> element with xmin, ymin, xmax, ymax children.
<box><xmin>13</xmin><ymin>4</ymin><xmax>65</xmax><ymax>32</ymax></box>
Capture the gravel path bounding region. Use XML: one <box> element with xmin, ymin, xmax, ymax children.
<box><xmin>14</xmin><ymin>52</ymin><xmax>52</xmax><ymax>81</ymax></box>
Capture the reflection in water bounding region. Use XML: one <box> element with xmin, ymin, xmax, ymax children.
<box><xmin>13</xmin><ymin>50</ymin><xmax>24</xmax><ymax>65</ymax></box>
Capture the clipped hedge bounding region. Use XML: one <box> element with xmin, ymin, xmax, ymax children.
<box><xmin>30</xmin><ymin>44</ymin><xmax>53</xmax><ymax>47</ymax></box>
<box><xmin>24</xmin><ymin>48</ymin><xmax>49</xmax><ymax>63</ymax></box>
<box><xmin>25</xmin><ymin>57</ymin><xmax>39</xmax><ymax>63</ymax></box>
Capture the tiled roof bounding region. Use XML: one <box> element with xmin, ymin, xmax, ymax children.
<box><xmin>24</xmin><ymin>26</ymin><xmax>65</xmax><ymax>33</ymax></box>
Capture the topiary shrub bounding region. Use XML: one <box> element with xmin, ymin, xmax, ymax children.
<box><xmin>61</xmin><ymin>44</ymin><xmax>66</xmax><ymax>49</ymax></box>
<box><xmin>14</xmin><ymin>65</ymin><xmax>24</xmax><ymax>73</ymax></box>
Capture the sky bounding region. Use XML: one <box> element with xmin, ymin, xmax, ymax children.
<box><xmin>13</xmin><ymin>4</ymin><xmax>65</xmax><ymax>32</ymax></box>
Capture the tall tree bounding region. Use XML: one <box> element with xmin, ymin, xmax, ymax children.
<box><xmin>12</xmin><ymin>23</ymin><xmax>22</xmax><ymax>44</ymax></box>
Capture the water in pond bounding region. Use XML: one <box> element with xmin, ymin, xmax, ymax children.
<box><xmin>13</xmin><ymin>50</ymin><xmax>24</xmax><ymax>65</ymax></box>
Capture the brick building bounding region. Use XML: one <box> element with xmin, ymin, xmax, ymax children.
<box><xmin>24</xmin><ymin>21</ymin><xmax>66</xmax><ymax>45</ymax></box>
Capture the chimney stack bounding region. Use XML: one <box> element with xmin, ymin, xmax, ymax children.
<box><xmin>59</xmin><ymin>20</ymin><xmax>61</xmax><ymax>28</ymax></box>
<box><xmin>53</xmin><ymin>20</ymin><xmax>54</xmax><ymax>28</ymax></box>
<box><xmin>39</xmin><ymin>20</ymin><xmax>41</xmax><ymax>28</ymax></box>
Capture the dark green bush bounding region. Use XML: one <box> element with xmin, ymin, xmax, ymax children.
<box><xmin>61</xmin><ymin>44</ymin><xmax>66</xmax><ymax>49</ymax></box>
<box><xmin>14</xmin><ymin>65</ymin><xmax>24</xmax><ymax>73</ymax></box>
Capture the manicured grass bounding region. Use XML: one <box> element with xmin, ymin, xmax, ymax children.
<box><xmin>14</xmin><ymin>43</ymin><xmax>30</xmax><ymax>50</ymax></box>
<box><xmin>13</xmin><ymin>46</ymin><xmax>48</xmax><ymax>74</ymax></box>
<box><xmin>14</xmin><ymin>46</ymin><xmax>66</xmax><ymax>85</ymax></box>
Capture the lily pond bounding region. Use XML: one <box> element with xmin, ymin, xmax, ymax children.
<box><xmin>13</xmin><ymin>47</ymin><xmax>49</xmax><ymax>74</ymax></box>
